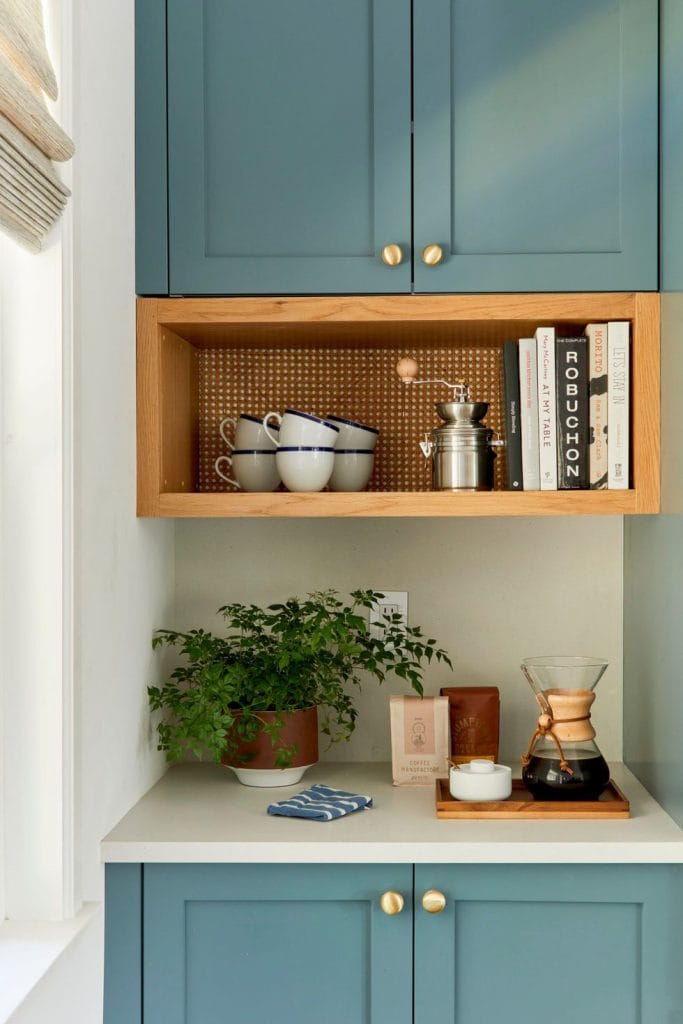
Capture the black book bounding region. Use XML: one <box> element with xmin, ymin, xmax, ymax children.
<box><xmin>555</xmin><ymin>336</ymin><xmax>589</xmax><ymax>489</ymax></box>
<box><xmin>502</xmin><ymin>341</ymin><xmax>523</xmax><ymax>490</ymax></box>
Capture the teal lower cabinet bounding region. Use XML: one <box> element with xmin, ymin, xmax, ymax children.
<box><xmin>109</xmin><ymin>862</ymin><xmax>413</xmax><ymax>1024</ymax></box>
<box><xmin>414</xmin><ymin>864</ymin><xmax>683</xmax><ymax>1024</ymax></box>
<box><xmin>105</xmin><ymin>862</ymin><xmax>683</xmax><ymax>1024</ymax></box>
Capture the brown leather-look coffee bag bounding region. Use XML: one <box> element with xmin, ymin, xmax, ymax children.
<box><xmin>440</xmin><ymin>686</ymin><xmax>500</xmax><ymax>764</ymax></box>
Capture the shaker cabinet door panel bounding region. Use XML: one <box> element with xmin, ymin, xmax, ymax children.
<box><xmin>413</xmin><ymin>0</ymin><xmax>658</xmax><ymax>293</ymax></box>
<box><xmin>143</xmin><ymin>863</ymin><xmax>413</xmax><ymax>1024</ymax></box>
<box><xmin>166</xmin><ymin>0</ymin><xmax>411</xmax><ymax>295</ymax></box>
<box><xmin>414</xmin><ymin>865</ymin><xmax>683</xmax><ymax>1024</ymax></box>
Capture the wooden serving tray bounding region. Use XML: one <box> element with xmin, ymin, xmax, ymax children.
<box><xmin>435</xmin><ymin>778</ymin><xmax>630</xmax><ymax>819</ymax></box>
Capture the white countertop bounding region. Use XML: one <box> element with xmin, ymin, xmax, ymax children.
<box><xmin>101</xmin><ymin>762</ymin><xmax>683</xmax><ymax>865</ymax></box>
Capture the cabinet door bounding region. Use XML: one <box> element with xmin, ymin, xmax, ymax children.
<box><xmin>413</xmin><ymin>0</ymin><xmax>658</xmax><ymax>293</ymax></box>
<box><xmin>415</xmin><ymin>864</ymin><xmax>683</xmax><ymax>1024</ymax></box>
<box><xmin>144</xmin><ymin>863</ymin><xmax>412</xmax><ymax>1024</ymax></box>
<box><xmin>166</xmin><ymin>0</ymin><xmax>411</xmax><ymax>296</ymax></box>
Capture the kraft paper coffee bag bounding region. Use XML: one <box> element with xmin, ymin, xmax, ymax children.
<box><xmin>390</xmin><ymin>695</ymin><xmax>450</xmax><ymax>786</ymax></box>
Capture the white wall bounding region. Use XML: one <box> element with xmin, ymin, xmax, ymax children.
<box><xmin>0</xmin><ymin>2</ymin><xmax>174</xmax><ymax>1015</ymax></box>
<box><xmin>73</xmin><ymin>0</ymin><xmax>173</xmax><ymax>904</ymax></box>
<box><xmin>175</xmin><ymin>517</ymin><xmax>624</xmax><ymax>765</ymax></box>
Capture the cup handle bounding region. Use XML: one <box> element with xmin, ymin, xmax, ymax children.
<box><xmin>219</xmin><ymin>417</ymin><xmax>237</xmax><ymax>451</ymax></box>
<box><xmin>263</xmin><ymin>411</ymin><xmax>282</xmax><ymax>447</ymax></box>
<box><xmin>215</xmin><ymin>455</ymin><xmax>239</xmax><ymax>487</ymax></box>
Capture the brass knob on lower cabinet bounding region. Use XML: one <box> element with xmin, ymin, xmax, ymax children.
<box><xmin>421</xmin><ymin>889</ymin><xmax>447</xmax><ymax>914</ymax></box>
<box><xmin>379</xmin><ymin>891</ymin><xmax>405</xmax><ymax>915</ymax></box>
<box><xmin>380</xmin><ymin>243</ymin><xmax>404</xmax><ymax>267</ymax></box>
<box><xmin>421</xmin><ymin>243</ymin><xmax>444</xmax><ymax>266</ymax></box>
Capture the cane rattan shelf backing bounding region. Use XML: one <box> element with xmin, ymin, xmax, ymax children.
<box><xmin>197</xmin><ymin>345</ymin><xmax>507</xmax><ymax>492</ymax></box>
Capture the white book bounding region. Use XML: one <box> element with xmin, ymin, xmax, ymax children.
<box><xmin>607</xmin><ymin>321</ymin><xmax>630</xmax><ymax>489</ymax></box>
<box><xmin>535</xmin><ymin>327</ymin><xmax>557</xmax><ymax>489</ymax></box>
<box><xmin>586</xmin><ymin>323</ymin><xmax>608</xmax><ymax>489</ymax></box>
<box><xmin>518</xmin><ymin>338</ymin><xmax>540</xmax><ymax>490</ymax></box>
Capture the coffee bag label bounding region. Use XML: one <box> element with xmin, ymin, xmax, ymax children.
<box><xmin>390</xmin><ymin>696</ymin><xmax>449</xmax><ymax>786</ymax></box>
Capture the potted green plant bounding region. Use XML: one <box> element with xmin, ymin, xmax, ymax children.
<box><xmin>148</xmin><ymin>589</ymin><xmax>451</xmax><ymax>787</ymax></box>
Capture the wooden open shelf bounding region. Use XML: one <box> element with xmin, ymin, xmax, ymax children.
<box><xmin>137</xmin><ymin>293</ymin><xmax>660</xmax><ymax>518</ymax></box>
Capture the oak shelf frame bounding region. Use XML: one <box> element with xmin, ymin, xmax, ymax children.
<box><xmin>137</xmin><ymin>293</ymin><xmax>660</xmax><ymax>518</ymax></box>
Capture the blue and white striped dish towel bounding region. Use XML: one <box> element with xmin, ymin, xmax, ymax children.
<box><xmin>267</xmin><ymin>784</ymin><xmax>373</xmax><ymax>821</ymax></box>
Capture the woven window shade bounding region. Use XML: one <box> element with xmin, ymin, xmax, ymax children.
<box><xmin>0</xmin><ymin>0</ymin><xmax>72</xmax><ymax>251</ymax></box>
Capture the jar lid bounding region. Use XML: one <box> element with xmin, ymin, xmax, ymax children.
<box><xmin>456</xmin><ymin>759</ymin><xmax>511</xmax><ymax>776</ymax></box>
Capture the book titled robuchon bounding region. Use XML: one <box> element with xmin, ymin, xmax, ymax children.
<box><xmin>555</xmin><ymin>336</ymin><xmax>588</xmax><ymax>489</ymax></box>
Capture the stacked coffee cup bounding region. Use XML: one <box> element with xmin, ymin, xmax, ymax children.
<box><xmin>262</xmin><ymin>409</ymin><xmax>340</xmax><ymax>492</ymax></box>
<box><xmin>264</xmin><ymin>409</ymin><xmax>378</xmax><ymax>492</ymax></box>
<box><xmin>215</xmin><ymin>414</ymin><xmax>281</xmax><ymax>492</ymax></box>
<box><xmin>325</xmin><ymin>415</ymin><xmax>379</xmax><ymax>492</ymax></box>
<box><xmin>217</xmin><ymin>409</ymin><xmax>378</xmax><ymax>492</ymax></box>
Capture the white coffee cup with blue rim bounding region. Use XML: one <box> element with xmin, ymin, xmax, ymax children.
<box><xmin>275</xmin><ymin>446</ymin><xmax>335</xmax><ymax>492</ymax></box>
<box><xmin>220</xmin><ymin>413</ymin><xmax>279</xmax><ymax>451</ymax></box>
<box><xmin>215</xmin><ymin>450</ymin><xmax>280</xmax><ymax>492</ymax></box>
<box><xmin>263</xmin><ymin>409</ymin><xmax>340</xmax><ymax>449</ymax></box>
<box><xmin>325</xmin><ymin>415</ymin><xmax>379</xmax><ymax>451</ymax></box>
<box><xmin>330</xmin><ymin>449</ymin><xmax>375</xmax><ymax>492</ymax></box>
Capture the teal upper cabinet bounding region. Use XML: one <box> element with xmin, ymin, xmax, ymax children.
<box><xmin>413</xmin><ymin>0</ymin><xmax>658</xmax><ymax>293</ymax></box>
<box><xmin>136</xmin><ymin>0</ymin><xmax>658</xmax><ymax>295</ymax></box>
<box><xmin>162</xmin><ymin>0</ymin><xmax>411</xmax><ymax>296</ymax></box>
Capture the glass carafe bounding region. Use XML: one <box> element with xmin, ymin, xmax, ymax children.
<box><xmin>520</xmin><ymin>656</ymin><xmax>610</xmax><ymax>801</ymax></box>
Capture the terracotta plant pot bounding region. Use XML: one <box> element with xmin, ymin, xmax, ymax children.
<box><xmin>222</xmin><ymin>706</ymin><xmax>319</xmax><ymax>788</ymax></box>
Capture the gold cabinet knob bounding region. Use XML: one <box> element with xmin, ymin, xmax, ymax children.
<box><xmin>380</xmin><ymin>243</ymin><xmax>404</xmax><ymax>267</ymax></box>
<box><xmin>379</xmin><ymin>891</ymin><xmax>405</xmax><ymax>915</ymax></box>
<box><xmin>421</xmin><ymin>243</ymin><xmax>444</xmax><ymax>266</ymax></box>
<box><xmin>421</xmin><ymin>889</ymin><xmax>447</xmax><ymax>914</ymax></box>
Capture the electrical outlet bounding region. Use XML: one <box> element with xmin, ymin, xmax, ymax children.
<box><xmin>369</xmin><ymin>591</ymin><xmax>408</xmax><ymax>640</ymax></box>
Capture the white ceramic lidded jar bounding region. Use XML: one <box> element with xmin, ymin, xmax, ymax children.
<box><xmin>449</xmin><ymin>759</ymin><xmax>512</xmax><ymax>801</ymax></box>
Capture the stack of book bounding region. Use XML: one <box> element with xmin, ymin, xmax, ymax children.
<box><xmin>502</xmin><ymin>322</ymin><xmax>630</xmax><ymax>491</ymax></box>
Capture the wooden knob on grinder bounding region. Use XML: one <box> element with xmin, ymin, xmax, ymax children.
<box><xmin>396</xmin><ymin>356</ymin><xmax>419</xmax><ymax>383</ymax></box>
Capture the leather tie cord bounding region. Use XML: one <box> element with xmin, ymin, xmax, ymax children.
<box><xmin>521</xmin><ymin>713</ymin><xmax>590</xmax><ymax>775</ymax></box>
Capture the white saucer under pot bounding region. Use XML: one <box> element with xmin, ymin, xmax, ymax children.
<box><xmin>227</xmin><ymin>764</ymin><xmax>315</xmax><ymax>788</ymax></box>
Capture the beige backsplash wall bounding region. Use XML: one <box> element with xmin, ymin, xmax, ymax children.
<box><xmin>174</xmin><ymin>517</ymin><xmax>623</xmax><ymax>766</ymax></box>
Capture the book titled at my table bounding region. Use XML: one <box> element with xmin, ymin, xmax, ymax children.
<box><xmin>555</xmin><ymin>335</ymin><xmax>588</xmax><ymax>489</ymax></box>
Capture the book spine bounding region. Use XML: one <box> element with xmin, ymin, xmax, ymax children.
<box><xmin>555</xmin><ymin>336</ymin><xmax>589</xmax><ymax>489</ymax></box>
<box><xmin>536</xmin><ymin>327</ymin><xmax>557</xmax><ymax>489</ymax></box>
<box><xmin>608</xmin><ymin>321</ymin><xmax>630</xmax><ymax>489</ymax></box>
<box><xmin>518</xmin><ymin>339</ymin><xmax>540</xmax><ymax>490</ymax></box>
<box><xmin>502</xmin><ymin>341</ymin><xmax>523</xmax><ymax>490</ymax></box>
<box><xmin>586</xmin><ymin>323</ymin><xmax>608</xmax><ymax>489</ymax></box>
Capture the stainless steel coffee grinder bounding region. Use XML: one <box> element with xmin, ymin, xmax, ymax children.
<box><xmin>396</xmin><ymin>357</ymin><xmax>505</xmax><ymax>492</ymax></box>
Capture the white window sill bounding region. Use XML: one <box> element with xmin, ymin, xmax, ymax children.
<box><xmin>0</xmin><ymin>904</ymin><xmax>102</xmax><ymax>1023</ymax></box>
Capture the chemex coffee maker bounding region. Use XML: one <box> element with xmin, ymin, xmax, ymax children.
<box><xmin>520</xmin><ymin>656</ymin><xmax>610</xmax><ymax>800</ymax></box>
<box><xmin>396</xmin><ymin>356</ymin><xmax>504</xmax><ymax>491</ymax></box>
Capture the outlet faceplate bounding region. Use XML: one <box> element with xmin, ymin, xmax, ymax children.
<box><xmin>369</xmin><ymin>591</ymin><xmax>408</xmax><ymax>640</ymax></box>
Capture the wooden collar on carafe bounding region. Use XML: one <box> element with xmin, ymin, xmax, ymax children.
<box><xmin>521</xmin><ymin>689</ymin><xmax>596</xmax><ymax>775</ymax></box>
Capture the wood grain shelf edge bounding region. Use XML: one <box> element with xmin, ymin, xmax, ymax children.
<box><xmin>154</xmin><ymin>490</ymin><xmax>639</xmax><ymax>518</ymax></box>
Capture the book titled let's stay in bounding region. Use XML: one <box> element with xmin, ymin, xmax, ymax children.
<box><xmin>608</xmin><ymin>321</ymin><xmax>630</xmax><ymax>489</ymax></box>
